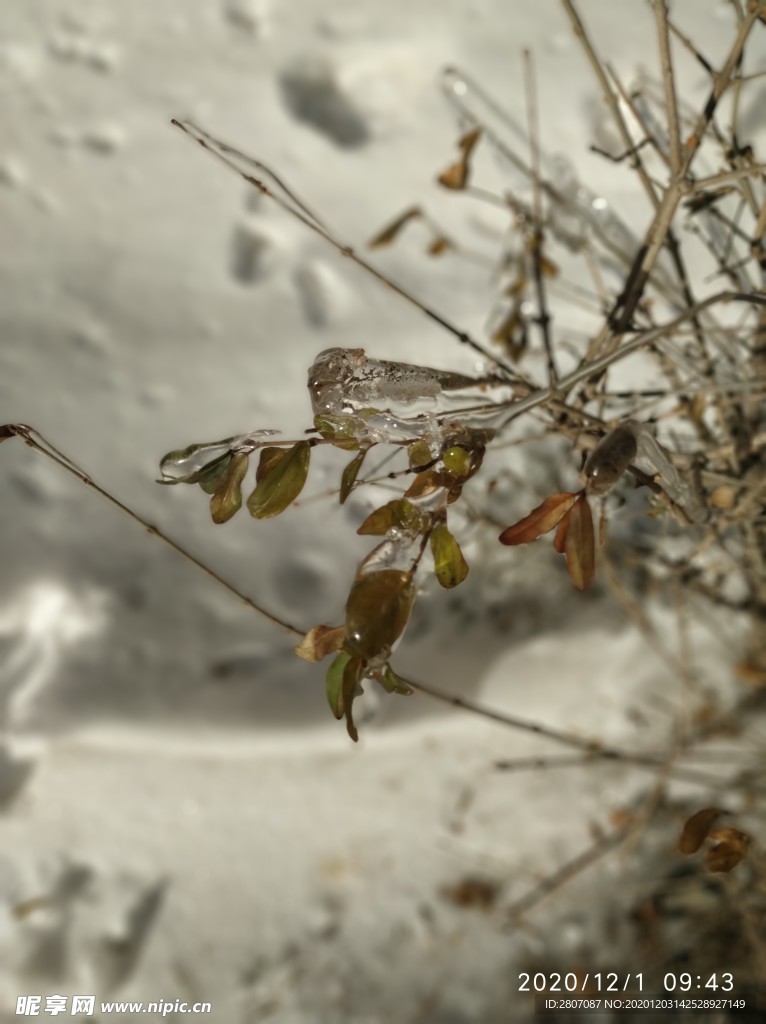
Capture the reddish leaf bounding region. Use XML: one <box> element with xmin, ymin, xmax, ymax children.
<box><xmin>498</xmin><ymin>492</ymin><xmax>579</xmax><ymax>546</ymax></box>
<box><xmin>678</xmin><ymin>807</ymin><xmax>720</xmax><ymax>855</ymax></box>
<box><xmin>564</xmin><ymin>494</ymin><xmax>596</xmax><ymax>591</ymax></box>
<box><xmin>553</xmin><ymin>510</ymin><xmax>571</xmax><ymax>554</ymax></box>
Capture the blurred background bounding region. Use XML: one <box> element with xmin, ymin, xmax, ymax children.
<box><xmin>1</xmin><ymin>1</ymin><xmax>762</xmax><ymax>1021</ymax></box>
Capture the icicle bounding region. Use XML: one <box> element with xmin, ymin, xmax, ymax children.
<box><xmin>308</xmin><ymin>347</ymin><xmax>509</xmax><ymax>446</ymax></box>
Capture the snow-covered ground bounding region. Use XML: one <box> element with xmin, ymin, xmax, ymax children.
<box><xmin>1</xmin><ymin>1</ymin><xmax>760</xmax><ymax>1021</ymax></box>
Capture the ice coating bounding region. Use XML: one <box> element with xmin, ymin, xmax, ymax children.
<box><xmin>158</xmin><ymin>430</ymin><xmax>278</xmax><ymax>483</ymax></box>
<box><xmin>309</xmin><ymin>347</ymin><xmax>490</xmax><ymax>412</ymax></box>
<box><xmin>584</xmin><ymin>421</ymin><xmax>707</xmax><ymax>523</ymax></box>
<box><xmin>308</xmin><ymin>347</ymin><xmax>509</xmax><ymax>445</ymax></box>
<box><xmin>583</xmin><ymin>424</ymin><xmax>638</xmax><ymax>497</ymax></box>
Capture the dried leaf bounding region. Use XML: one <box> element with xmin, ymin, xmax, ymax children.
<box><xmin>564</xmin><ymin>494</ymin><xmax>595</xmax><ymax>591</ymax></box>
<box><xmin>678</xmin><ymin>807</ymin><xmax>720</xmax><ymax>855</ymax></box>
<box><xmin>357</xmin><ymin>498</ymin><xmax>425</xmax><ymax>536</ymax></box>
<box><xmin>368</xmin><ymin>206</ymin><xmax>422</xmax><ymax>249</ymax></box>
<box><xmin>437</xmin><ymin>127</ymin><xmax>482</xmax><ymax>190</ymax></box>
<box><xmin>0</xmin><ymin>424</ymin><xmax>17</xmax><ymax>442</ymax></box>
<box><xmin>295</xmin><ymin>624</ymin><xmax>346</xmax><ymax>663</ymax></box>
<box><xmin>345</xmin><ymin>569</ymin><xmax>416</xmax><ymax>661</ymax></box>
<box><xmin>430</xmin><ymin>523</ymin><xmax>469</xmax><ymax>589</ymax></box>
<box><xmin>340</xmin><ymin>448</ymin><xmax>368</xmax><ymax>504</ymax></box>
<box><xmin>441</xmin><ymin>876</ymin><xmax>500</xmax><ymax>911</ymax></box>
<box><xmin>209</xmin><ymin>451</ymin><xmax>249</xmax><ymax>524</ymax></box>
<box><xmin>499</xmin><ymin>492</ymin><xmax>579</xmax><ymax>546</ymax></box>
<box><xmin>247</xmin><ymin>441</ymin><xmax>310</xmax><ymax>519</ymax></box>
<box><xmin>427</xmin><ymin>236</ymin><xmax>453</xmax><ymax>256</ymax></box>
<box><xmin>405</xmin><ymin>468</ymin><xmax>446</xmax><ymax>500</ymax></box>
<box><xmin>553</xmin><ymin>511</ymin><xmax>571</xmax><ymax>554</ymax></box>
<box><xmin>705</xmin><ymin>827</ymin><xmax>750</xmax><ymax>873</ymax></box>
<box><xmin>490</xmin><ymin>304</ymin><xmax>527</xmax><ymax>361</ymax></box>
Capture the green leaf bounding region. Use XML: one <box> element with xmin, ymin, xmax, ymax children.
<box><xmin>247</xmin><ymin>441</ymin><xmax>311</xmax><ymax>519</ymax></box>
<box><xmin>158</xmin><ymin>438</ymin><xmax>237</xmax><ymax>484</ymax></box>
<box><xmin>356</xmin><ymin>498</ymin><xmax>426</xmax><ymax>536</ymax></box>
<box><xmin>325</xmin><ymin>650</ymin><xmax>364</xmax><ymax>742</ymax></box>
<box><xmin>430</xmin><ymin>523</ymin><xmax>469</xmax><ymax>588</ymax></box>
<box><xmin>313</xmin><ymin>413</ymin><xmax>360</xmax><ymax>451</ymax></box>
<box><xmin>209</xmin><ymin>451</ymin><xmax>249</xmax><ymax>524</ymax></box>
<box><xmin>196</xmin><ymin>454</ymin><xmax>234</xmax><ymax>495</ymax></box>
<box><xmin>326</xmin><ymin>651</ymin><xmax>352</xmax><ymax>719</ymax></box>
<box><xmin>441</xmin><ymin>446</ymin><xmax>471</xmax><ymax>478</ymax></box>
<box><xmin>408</xmin><ymin>440</ymin><xmax>433</xmax><ymax>471</ymax></box>
<box><xmin>340</xmin><ymin>448</ymin><xmax>368</xmax><ymax>504</ymax></box>
<box><xmin>255</xmin><ymin>446</ymin><xmax>288</xmax><ymax>483</ymax></box>
<box><xmin>345</xmin><ymin>570</ymin><xmax>416</xmax><ymax>662</ymax></box>
<box><xmin>341</xmin><ymin>654</ymin><xmax>364</xmax><ymax>742</ymax></box>
<box><xmin>378</xmin><ymin>665</ymin><xmax>414</xmax><ymax>696</ymax></box>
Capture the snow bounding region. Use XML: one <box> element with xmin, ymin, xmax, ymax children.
<box><xmin>0</xmin><ymin>0</ymin><xmax>758</xmax><ymax>1021</ymax></box>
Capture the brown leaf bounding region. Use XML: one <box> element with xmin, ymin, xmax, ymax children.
<box><xmin>294</xmin><ymin>624</ymin><xmax>346</xmax><ymax>663</ymax></box>
<box><xmin>564</xmin><ymin>493</ymin><xmax>595</xmax><ymax>590</ymax></box>
<box><xmin>368</xmin><ymin>206</ymin><xmax>422</xmax><ymax>249</ymax></box>
<box><xmin>209</xmin><ymin>451</ymin><xmax>249</xmax><ymax>524</ymax></box>
<box><xmin>427</xmin><ymin>235</ymin><xmax>453</xmax><ymax>256</ymax></box>
<box><xmin>440</xmin><ymin>876</ymin><xmax>500</xmax><ymax>911</ymax></box>
<box><xmin>437</xmin><ymin>127</ymin><xmax>482</xmax><ymax>190</ymax></box>
<box><xmin>705</xmin><ymin>827</ymin><xmax>750</xmax><ymax>873</ymax></box>
<box><xmin>404</xmin><ymin>468</ymin><xmax>446</xmax><ymax>500</ymax></box>
<box><xmin>553</xmin><ymin>510</ymin><xmax>571</xmax><ymax>554</ymax></box>
<box><xmin>678</xmin><ymin>807</ymin><xmax>720</xmax><ymax>855</ymax></box>
<box><xmin>498</xmin><ymin>492</ymin><xmax>579</xmax><ymax>546</ymax></box>
<box><xmin>345</xmin><ymin>569</ymin><xmax>415</xmax><ymax>662</ymax></box>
